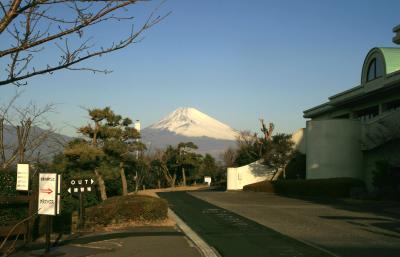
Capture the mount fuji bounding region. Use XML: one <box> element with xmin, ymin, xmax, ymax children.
<box><xmin>141</xmin><ymin>108</ymin><xmax>238</xmax><ymax>157</ymax></box>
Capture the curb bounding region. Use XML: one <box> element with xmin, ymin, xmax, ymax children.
<box><xmin>168</xmin><ymin>209</ymin><xmax>220</xmax><ymax>257</ymax></box>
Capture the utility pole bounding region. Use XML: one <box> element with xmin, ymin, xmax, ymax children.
<box><xmin>134</xmin><ymin>120</ymin><xmax>140</xmax><ymax>192</ymax></box>
<box><xmin>180</xmin><ymin>147</ymin><xmax>186</xmax><ymax>186</ymax></box>
<box><xmin>134</xmin><ymin>120</ymin><xmax>141</xmax><ymax>159</ymax></box>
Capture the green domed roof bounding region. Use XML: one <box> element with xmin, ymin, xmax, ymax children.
<box><xmin>379</xmin><ymin>47</ymin><xmax>400</xmax><ymax>75</ymax></box>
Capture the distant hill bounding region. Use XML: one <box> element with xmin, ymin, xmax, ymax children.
<box><xmin>2</xmin><ymin>124</ymin><xmax>73</xmax><ymax>163</ymax></box>
<box><xmin>141</xmin><ymin>107</ymin><xmax>238</xmax><ymax>158</ymax></box>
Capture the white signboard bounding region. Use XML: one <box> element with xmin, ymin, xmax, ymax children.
<box><xmin>16</xmin><ymin>164</ymin><xmax>29</xmax><ymax>191</ymax></box>
<box><xmin>134</xmin><ymin>120</ymin><xmax>141</xmax><ymax>132</ymax></box>
<box><xmin>38</xmin><ymin>173</ymin><xmax>59</xmax><ymax>216</ymax></box>
<box><xmin>204</xmin><ymin>176</ymin><xmax>212</xmax><ymax>186</ymax></box>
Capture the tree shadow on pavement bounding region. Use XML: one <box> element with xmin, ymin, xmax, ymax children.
<box><xmin>318</xmin><ymin>215</ymin><xmax>400</xmax><ymax>239</ymax></box>
<box><xmin>22</xmin><ymin>229</ymin><xmax>182</xmax><ymax>251</ymax></box>
<box><xmin>280</xmin><ymin>194</ymin><xmax>400</xmax><ymax>219</ymax></box>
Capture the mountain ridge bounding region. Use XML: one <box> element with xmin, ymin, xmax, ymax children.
<box><xmin>148</xmin><ymin>107</ymin><xmax>238</xmax><ymax>140</ymax></box>
<box><xmin>141</xmin><ymin>107</ymin><xmax>238</xmax><ymax>158</ymax></box>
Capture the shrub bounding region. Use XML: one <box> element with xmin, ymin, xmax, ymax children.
<box><xmin>244</xmin><ymin>177</ymin><xmax>366</xmax><ymax>198</ymax></box>
<box><xmin>284</xmin><ymin>152</ymin><xmax>306</xmax><ymax>179</ymax></box>
<box><xmin>0</xmin><ymin>169</ymin><xmax>29</xmax><ymax>226</ymax></box>
<box><xmin>85</xmin><ymin>194</ymin><xmax>168</xmax><ymax>227</ymax></box>
<box><xmin>105</xmin><ymin>177</ymin><xmax>122</xmax><ymax>197</ymax></box>
<box><xmin>0</xmin><ymin>169</ymin><xmax>17</xmax><ymax>196</ymax></box>
<box><xmin>243</xmin><ymin>180</ymin><xmax>275</xmax><ymax>192</ymax></box>
<box><xmin>372</xmin><ymin>161</ymin><xmax>400</xmax><ymax>200</ymax></box>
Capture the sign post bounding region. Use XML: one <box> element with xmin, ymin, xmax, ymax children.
<box><xmin>67</xmin><ymin>178</ymin><xmax>94</xmax><ymax>230</ymax></box>
<box><xmin>32</xmin><ymin>173</ymin><xmax>64</xmax><ymax>257</ymax></box>
<box><xmin>16</xmin><ymin>164</ymin><xmax>32</xmax><ymax>242</ymax></box>
<box><xmin>67</xmin><ymin>178</ymin><xmax>94</xmax><ymax>194</ymax></box>
<box><xmin>16</xmin><ymin>164</ymin><xmax>30</xmax><ymax>191</ymax></box>
<box><xmin>204</xmin><ymin>176</ymin><xmax>212</xmax><ymax>186</ymax></box>
<box><xmin>38</xmin><ymin>173</ymin><xmax>58</xmax><ymax>216</ymax></box>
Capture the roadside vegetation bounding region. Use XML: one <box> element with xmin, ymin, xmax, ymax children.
<box><xmin>372</xmin><ymin>160</ymin><xmax>400</xmax><ymax>201</ymax></box>
<box><xmin>0</xmin><ymin>102</ymin><xmax>228</xmax><ymax>239</ymax></box>
<box><xmin>222</xmin><ymin>120</ymin><xmax>297</xmax><ymax>180</ymax></box>
<box><xmin>85</xmin><ymin>195</ymin><xmax>168</xmax><ymax>229</ymax></box>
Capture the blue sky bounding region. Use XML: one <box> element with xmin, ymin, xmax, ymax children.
<box><xmin>1</xmin><ymin>0</ymin><xmax>399</xmax><ymax>136</ymax></box>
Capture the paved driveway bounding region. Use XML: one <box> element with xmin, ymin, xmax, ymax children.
<box><xmin>12</xmin><ymin>227</ymin><xmax>202</xmax><ymax>257</ymax></box>
<box><xmin>190</xmin><ymin>191</ymin><xmax>400</xmax><ymax>257</ymax></box>
<box><xmin>159</xmin><ymin>191</ymin><xmax>331</xmax><ymax>257</ymax></box>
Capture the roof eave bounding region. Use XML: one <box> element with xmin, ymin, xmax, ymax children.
<box><xmin>303</xmin><ymin>103</ymin><xmax>332</xmax><ymax>118</ymax></box>
<box><xmin>328</xmin><ymin>85</ymin><xmax>363</xmax><ymax>100</ymax></box>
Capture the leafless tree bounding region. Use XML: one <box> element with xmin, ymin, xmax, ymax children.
<box><xmin>259</xmin><ymin>119</ymin><xmax>274</xmax><ymax>141</ymax></box>
<box><xmin>0</xmin><ymin>0</ymin><xmax>169</xmax><ymax>86</ymax></box>
<box><xmin>0</xmin><ymin>92</ymin><xmax>60</xmax><ymax>169</ymax></box>
<box><xmin>221</xmin><ymin>147</ymin><xmax>236</xmax><ymax>168</ymax></box>
<box><xmin>236</xmin><ymin>130</ymin><xmax>259</xmax><ymax>153</ymax></box>
<box><xmin>153</xmin><ymin>148</ymin><xmax>176</xmax><ymax>188</ymax></box>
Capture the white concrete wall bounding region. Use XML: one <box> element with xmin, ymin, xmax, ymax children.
<box><xmin>227</xmin><ymin>161</ymin><xmax>274</xmax><ymax>190</ymax></box>
<box><xmin>292</xmin><ymin>128</ymin><xmax>306</xmax><ymax>154</ymax></box>
<box><xmin>306</xmin><ymin>119</ymin><xmax>363</xmax><ymax>179</ymax></box>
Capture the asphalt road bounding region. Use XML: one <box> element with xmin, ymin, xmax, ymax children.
<box><xmin>191</xmin><ymin>191</ymin><xmax>400</xmax><ymax>257</ymax></box>
<box><xmin>159</xmin><ymin>191</ymin><xmax>332</xmax><ymax>257</ymax></box>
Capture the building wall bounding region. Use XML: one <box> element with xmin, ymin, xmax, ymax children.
<box><xmin>227</xmin><ymin>161</ymin><xmax>274</xmax><ymax>190</ymax></box>
<box><xmin>292</xmin><ymin>128</ymin><xmax>306</xmax><ymax>154</ymax></box>
<box><xmin>306</xmin><ymin>119</ymin><xmax>363</xmax><ymax>179</ymax></box>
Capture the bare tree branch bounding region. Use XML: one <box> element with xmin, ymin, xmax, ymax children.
<box><xmin>0</xmin><ymin>0</ymin><xmax>170</xmax><ymax>86</ymax></box>
<box><xmin>0</xmin><ymin>92</ymin><xmax>58</xmax><ymax>169</ymax></box>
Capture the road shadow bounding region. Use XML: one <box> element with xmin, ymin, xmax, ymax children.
<box><xmin>21</xmin><ymin>228</ymin><xmax>182</xmax><ymax>251</ymax></box>
<box><xmin>277</xmin><ymin>194</ymin><xmax>400</xmax><ymax>219</ymax></box>
<box><xmin>318</xmin><ymin>215</ymin><xmax>400</xmax><ymax>239</ymax></box>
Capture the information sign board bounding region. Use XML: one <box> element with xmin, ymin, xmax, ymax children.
<box><xmin>67</xmin><ymin>178</ymin><xmax>94</xmax><ymax>194</ymax></box>
<box><xmin>16</xmin><ymin>164</ymin><xmax>29</xmax><ymax>191</ymax></box>
<box><xmin>38</xmin><ymin>173</ymin><xmax>60</xmax><ymax>216</ymax></box>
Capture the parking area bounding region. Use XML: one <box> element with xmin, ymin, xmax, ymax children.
<box><xmin>159</xmin><ymin>191</ymin><xmax>333</xmax><ymax>257</ymax></box>
<box><xmin>191</xmin><ymin>191</ymin><xmax>400</xmax><ymax>257</ymax></box>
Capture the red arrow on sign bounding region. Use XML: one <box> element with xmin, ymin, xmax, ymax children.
<box><xmin>40</xmin><ymin>188</ymin><xmax>53</xmax><ymax>194</ymax></box>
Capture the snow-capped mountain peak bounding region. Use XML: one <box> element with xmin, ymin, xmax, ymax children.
<box><xmin>148</xmin><ymin>107</ymin><xmax>238</xmax><ymax>140</ymax></box>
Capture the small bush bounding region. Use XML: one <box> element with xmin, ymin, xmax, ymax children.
<box><xmin>244</xmin><ymin>177</ymin><xmax>366</xmax><ymax>198</ymax></box>
<box><xmin>372</xmin><ymin>161</ymin><xmax>400</xmax><ymax>200</ymax></box>
<box><xmin>285</xmin><ymin>152</ymin><xmax>306</xmax><ymax>179</ymax></box>
<box><xmin>105</xmin><ymin>177</ymin><xmax>122</xmax><ymax>197</ymax></box>
<box><xmin>0</xmin><ymin>169</ymin><xmax>29</xmax><ymax>226</ymax></box>
<box><xmin>85</xmin><ymin>194</ymin><xmax>168</xmax><ymax>227</ymax></box>
<box><xmin>0</xmin><ymin>169</ymin><xmax>17</xmax><ymax>196</ymax></box>
<box><xmin>243</xmin><ymin>180</ymin><xmax>275</xmax><ymax>192</ymax></box>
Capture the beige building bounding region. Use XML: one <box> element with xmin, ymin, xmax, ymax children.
<box><xmin>302</xmin><ymin>28</ymin><xmax>400</xmax><ymax>188</ymax></box>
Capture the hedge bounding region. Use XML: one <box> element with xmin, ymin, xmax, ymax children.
<box><xmin>85</xmin><ymin>194</ymin><xmax>168</xmax><ymax>227</ymax></box>
<box><xmin>0</xmin><ymin>169</ymin><xmax>29</xmax><ymax>226</ymax></box>
<box><xmin>243</xmin><ymin>177</ymin><xmax>366</xmax><ymax>198</ymax></box>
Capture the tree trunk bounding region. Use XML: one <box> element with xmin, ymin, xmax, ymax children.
<box><xmin>94</xmin><ymin>169</ymin><xmax>107</xmax><ymax>201</ymax></box>
<box><xmin>161</xmin><ymin>164</ymin><xmax>176</xmax><ymax>188</ymax></box>
<box><xmin>171</xmin><ymin>174</ymin><xmax>176</xmax><ymax>188</ymax></box>
<box><xmin>120</xmin><ymin>161</ymin><xmax>128</xmax><ymax>196</ymax></box>
<box><xmin>182</xmin><ymin>166</ymin><xmax>186</xmax><ymax>186</ymax></box>
<box><xmin>157</xmin><ymin>179</ymin><xmax>161</xmax><ymax>189</ymax></box>
<box><xmin>134</xmin><ymin>171</ymin><xmax>139</xmax><ymax>193</ymax></box>
<box><xmin>270</xmin><ymin>167</ymin><xmax>283</xmax><ymax>181</ymax></box>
